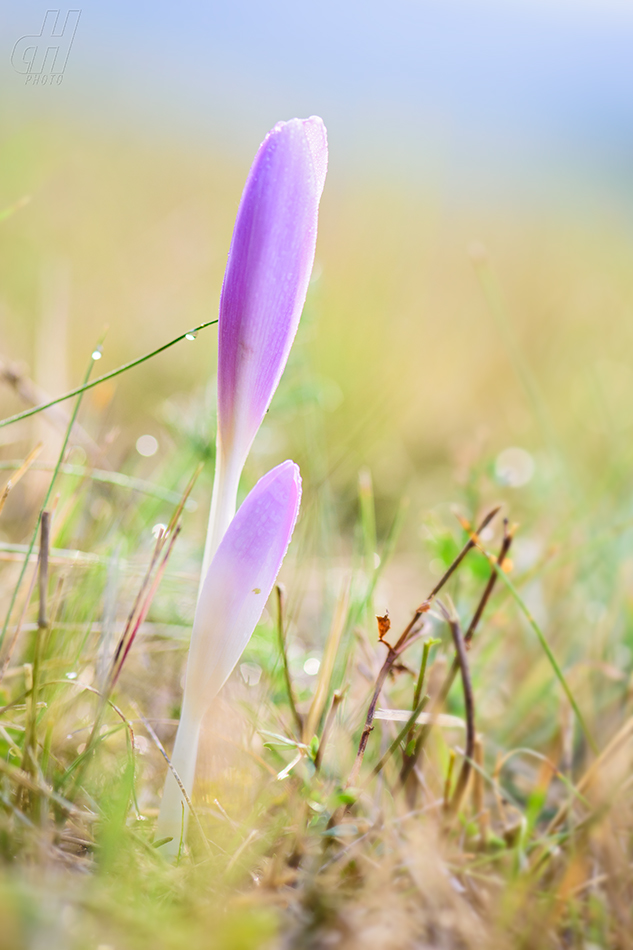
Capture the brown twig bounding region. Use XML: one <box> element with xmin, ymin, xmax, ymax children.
<box><xmin>399</xmin><ymin>519</ymin><xmax>513</xmax><ymax>790</ymax></box>
<box><xmin>110</xmin><ymin>525</ymin><xmax>181</xmax><ymax>689</ymax></box>
<box><xmin>0</xmin><ymin>357</ymin><xmax>106</xmax><ymax>466</ymax></box>
<box><xmin>276</xmin><ymin>585</ymin><xmax>303</xmax><ymax>738</ymax></box>
<box><xmin>65</xmin><ymin>469</ymin><xmax>198</xmax><ymax>803</ymax></box>
<box><xmin>0</xmin><ymin>444</ymin><xmax>43</xmax><ymax>516</ymax></box>
<box><xmin>348</xmin><ymin>508</ymin><xmax>500</xmax><ymax>787</ymax></box>
<box><xmin>437</xmin><ymin>600</ymin><xmax>475</xmax><ymax>818</ymax></box>
<box><xmin>442</xmin><ymin>518</ymin><xmax>514</xmax><ymax>701</ymax></box>
<box><xmin>393</xmin><ymin>507</ymin><xmax>500</xmax><ymax>652</ymax></box>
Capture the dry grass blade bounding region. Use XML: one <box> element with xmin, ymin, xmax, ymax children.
<box><xmin>303</xmin><ymin>581</ymin><xmax>350</xmax><ymax>743</ymax></box>
<box><xmin>0</xmin><ymin>443</ymin><xmax>43</xmax><ymax>516</ymax></box>
<box><xmin>436</xmin><ymin>599</ymin><xmax>475</xmax><ymax>818</ymax></box>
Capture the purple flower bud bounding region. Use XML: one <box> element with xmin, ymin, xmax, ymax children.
<box><xmin>200</xmin><ymin>117</ymin><xmax>327</xmax><ymax>584</ymax></box>
<box><xmin>157</xmin><ymin>460</ymin><xmax>302</xmax><ymax>853</ymax></box>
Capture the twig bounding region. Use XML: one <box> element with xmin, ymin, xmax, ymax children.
<box><xmin>0</xmin><ymin>358</ymin><xmax>104</xmax><ymax>464</ymax></box>
<box><xmin>348</xmin><ymin>508</ymin><xmax>500</xmax><ymax>786</ymax></box>
<box><xmin>109</xmin><ymin>463</ymin><xmax>200</xmax><ymax>691</ymax></box>
<box><xmin>276</xmin><ymin>585</ymin><xmax>303</xmax><ymax>738</ymax></box>
<box><xmin>436</xmin><ymin>600</ymin><xmax>475</xmax><ymax>818</ymax></box>
<box><xmin>348</xmin><ymin>650</ymin><xmax>393</xmax><ymax>787</ymax></box>
<box><xmin>0</xmin><ymin>444</ymin><xmax>43</xmax><ymax>516</ymax></box>
<box><xmin>465</xmin><ymin>517</ymin><xmax>514</xmax><ymax>644</ymax></box>
<box><xmin>439</xmin><ymin>519</ymin><xmax>514</xmax><ymax>705</ymax></box>
<box><xmin>393</xmin><ymin>506</ymin><xmax>500</xmax><ymax>653</ymax></box>
<box><xmin>399</xmin><ymin>522</ymin><xmax>513</xmax><ymax>790</ymax></box>
<box><xmin>347</xmin><ymin>622</ymin><xmax>433</xmax><ymax>787</ymax></box>
<box><xmin>110</xmin><ymin>526</ymin><xmax>182</xmax><ymax>689</ymax></box>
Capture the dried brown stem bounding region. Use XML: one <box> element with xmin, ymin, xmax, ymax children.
<box><xmin>393</xmin><ymin>506</ymin><xmax>500</xmax><ymax>652</ymax></box>
<box><xmin>436</xmin><ymin>600</ymin><xmax>475</xmax><ymax>818</ymax></box>
<box><xmin>465</xmin><ymin>518</ymin><xmax>514</xmax><ymax>644</ymax></box>
<box><xmin>439</xmin><ymin>518</ymin><xmax>514</xmax><ymax>705</ymax></box>
<box><xmin>348</xmin><ymin>508</ymin><xmax>500</xmax><ymax>788</ymax></box>
<box><xmin>399</xmin><ymin>520</ymin><xmax>513</xmax><ymax>790</ymax></box>
<box><xmin>110</xmin><ymin>525</ymin><xmax>181</xmax><ymax>689</ymax></box>
<box><xmin>348</xmin><ymin>657</ymin><xmax>393</xmax><ymax>787</ymax></box>
<box><xmin>0</xmin><ymin>357</ymin><xmax>107</xmax><ymax>466</ymax></box>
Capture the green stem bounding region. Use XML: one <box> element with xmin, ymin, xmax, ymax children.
<box><xmin>370</xmin><ymin>695</ymin><xmax>429</xmax><ymax>779</ymax></box>
<box><xmin>412</xmin><ymin>638</ymin><xmax>438</xmax><ymax>712</ymax></box>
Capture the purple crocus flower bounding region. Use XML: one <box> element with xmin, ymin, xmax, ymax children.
<box><xmin>157</xmin><ymin>460</ymin><xmax>302</xmax><ymax>855</ymax></box>
<box><xmin>200</xmin><ymin>117</ymin><xmax>327</xmax><ymax>586</ymax></box>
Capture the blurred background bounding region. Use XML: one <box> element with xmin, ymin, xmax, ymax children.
<box><xmin>1</xmin><ymin>0</ymin><xmax>633</xmax><ymax>649</ymax></box>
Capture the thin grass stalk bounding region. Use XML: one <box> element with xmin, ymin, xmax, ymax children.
<box><xmin>21</xmin><ymin>512</ymin><xmax>51</xmax><ymax>778</ymax></box>
<box><xmin>436</xmin><ymin>600</ymin><xmax>475</xmax><ymax>818</ymax></box>
<box><xmin>0</xmin><ymin>348</ymin><xmax>98</xmax><ymax>651</ymax></box>
<box><xmin>275</xmin><ymin>585</ymin><xmax>303</xmax><ymax>738</ymax></box>
<box><xmin>0</xmin><ymin>320</ymin><xmax>218</xmax><ymax>432</ymax></box>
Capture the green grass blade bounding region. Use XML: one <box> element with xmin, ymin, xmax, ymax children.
<box><xmin>0</xmin><ymin>319</ymin><xmax>218</xmax><ymax>431</ymax></box>
<box><xmin>490</xmin><ymin>559</ymin><xmax>597</xmax><ymax>755</ymax></box>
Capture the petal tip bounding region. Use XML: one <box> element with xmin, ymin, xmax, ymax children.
<box><xmin>302</xmin><ymin>116</ymin><xmax>328</xmax><ymax>197</ymax></box>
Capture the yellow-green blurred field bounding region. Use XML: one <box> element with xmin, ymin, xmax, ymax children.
<box><xmin>0</xmin><ymin>122</ymin><xmax>633</xmax><ymax>948</ymax></box>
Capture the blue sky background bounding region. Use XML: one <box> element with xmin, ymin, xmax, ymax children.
<box><xmin>1</xmin><ymin>1</ymin><xmax>633</xmax><ymax>202</ymax></box>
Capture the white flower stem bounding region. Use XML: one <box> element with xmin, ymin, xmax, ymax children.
<box><xmin>198</xmin><ymin>440</ymin><xmax>242</xmax><ymax>601</ymax></box>
<box><xmin>155</xmin><ymin>701</ymin><xmax>202</xmax><ymax>859</ymax></box>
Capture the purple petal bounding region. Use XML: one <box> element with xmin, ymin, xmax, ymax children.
<box><xmin>217</xmin><ymin>117</ymin><xmax>328</xmax><ymax>464</ymax></box>
<box><xmin>185</xmin><ymin>460</ymin><xmax>301</xmax><ymax>719</ymax></box>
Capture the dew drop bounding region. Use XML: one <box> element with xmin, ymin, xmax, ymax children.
<box><xmin>185</xmin><ymin>332</ymin><xmax>197</xmax><ymax>341</ymax></box>
<box><xmin>91</xmin><ymin>348</ymin><xmax>102</xmax><ymax>360</ymax></box>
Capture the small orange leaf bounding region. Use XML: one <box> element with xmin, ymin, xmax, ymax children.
<box><xmin>376</xmin><ymin>612</ymin><xmax>391</xmax><ymax>641</ymax></box>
